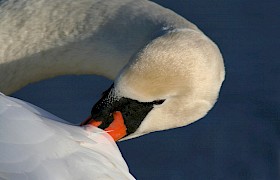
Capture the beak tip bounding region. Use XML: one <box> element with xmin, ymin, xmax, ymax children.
<box><xmin>89</xmin><ymin>120</ymin><xmax>103</xmax><ymax>127</ymax></box>
<box><xmin>81</xmin><ymin>112</ymin><xmax>127</xmax><ymax>142</ymax></box>
<box><xmin>80</xmin><ymin>115</ymin><xmax>92</xmax><ymax>126</ymax></box>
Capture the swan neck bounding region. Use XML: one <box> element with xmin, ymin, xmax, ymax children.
<box><xmin>0</xmin><ymin>0</ymin><xmax>198</xmax><ymax>94</ymax></box>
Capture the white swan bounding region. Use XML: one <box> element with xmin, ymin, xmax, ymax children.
<box><xmin>0</xmin><ymin>0</ymin><xmax>225</xmax><ymax>178</ymax></box>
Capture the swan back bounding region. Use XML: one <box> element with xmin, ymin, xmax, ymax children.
<box><xmin>0</xmin><ymin>93</ymin><xmax>135</xmax><ymax>180</ymax></box>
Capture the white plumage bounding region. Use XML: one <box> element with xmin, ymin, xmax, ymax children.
<box><xmin>0</xmin><ymin>93</ymin><xmax>135</xmax><ymax>180</ymax></box>
<box><xmin>0</xmin><ymin>0</ymin><xmax>225</xmax><ymax>178</ymax></box>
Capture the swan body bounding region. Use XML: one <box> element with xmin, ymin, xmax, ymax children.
<box><xmin>0</xmin><ymin>0</ymin><xmax>225</xmax><ymax>147</ymax></box>
<box><xmin>0</xmin><ymin>93</ymin><xmax>135</xmax><ymax>179</ymax></box>
<box><xmin>0</xmin><ymin>0</ymin><xmax>225</xmax><ymax>178</ymax></box>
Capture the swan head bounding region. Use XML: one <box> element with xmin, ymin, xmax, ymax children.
<box><xmin>82</xmin><ymin>29</ymin><xmax>225</xmax><ymax>141</ymax></box>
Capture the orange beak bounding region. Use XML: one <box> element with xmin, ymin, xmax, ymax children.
<box><xmin>80</xmin><ymin>111</ymin><xmax>127</xmax><ymax>141</ymax></box>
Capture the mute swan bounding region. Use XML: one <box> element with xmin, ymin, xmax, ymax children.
<box><xmin>0</xmin><ymin>0</ymin><xmax>225</xmax><ymax>178</ymax></box>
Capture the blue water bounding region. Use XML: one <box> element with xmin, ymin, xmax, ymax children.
<box><xmin>12</xmin><ymin>0</ymin><xmax>280</xmax><ymax>179</ymax></box>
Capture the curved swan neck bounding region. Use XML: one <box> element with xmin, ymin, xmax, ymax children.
<box><xmin>0</xmin><ymin>0</ymin><xmax>198</xmax><ymax>94</ymax></box>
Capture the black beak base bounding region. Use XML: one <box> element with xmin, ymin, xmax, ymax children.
<box><xmin>90</xmin><ymin>84</ymin><xmax>165</xmax><ymax>136</ymax></box>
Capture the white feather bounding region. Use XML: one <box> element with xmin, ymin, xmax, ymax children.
<box><xmin>0</xmin><ymin>0</ymin><xmax>225</xmax><ymax>177</ymax></box>
<box><xmin>0</xmin><ymin>93</ymin><xmax>135</xmax><ymax>180</ymax></box>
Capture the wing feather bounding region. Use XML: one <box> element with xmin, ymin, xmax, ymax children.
<box><xmin>0</xmin><ymin>93</ymin><xmax>135</xmax><ymax>180</ymax></box>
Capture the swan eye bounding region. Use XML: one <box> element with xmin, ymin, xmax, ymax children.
<box><xmin>152</xmin><ymin>99</ymin><xmax>165</xmax><ymax>105</ymax></box>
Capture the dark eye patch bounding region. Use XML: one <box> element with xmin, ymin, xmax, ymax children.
<box><xmin>91</xmin><ymin>82</ymin><xmax>167</xmax><ymax>136</ymax></box>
